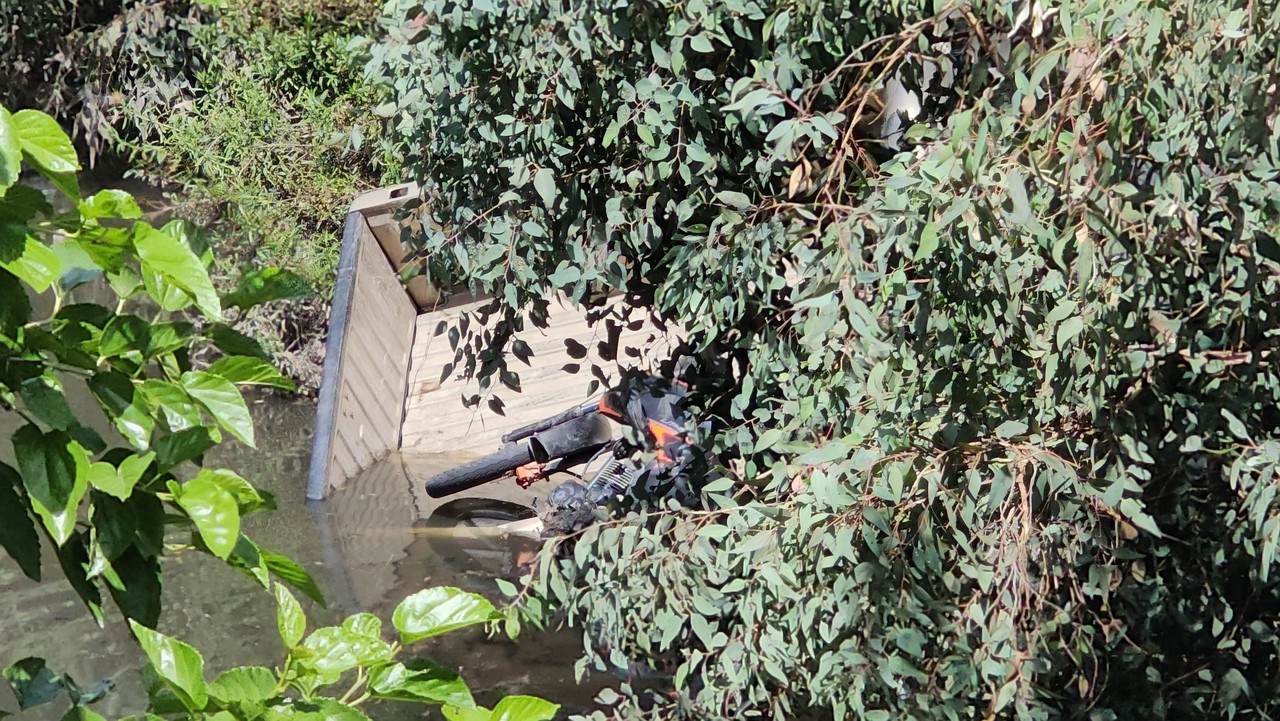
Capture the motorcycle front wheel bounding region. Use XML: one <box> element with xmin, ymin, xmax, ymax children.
<box><xmin>423</xmin><ymin>442</ymin><xmax>536</xmax><ymax>498</ymax></box>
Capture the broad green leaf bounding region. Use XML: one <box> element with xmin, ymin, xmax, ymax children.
<box><xmin>61</xmin><ymin>707</ymin><xmax>107</xmax><ymax>721</ymax></box>
<box><xmin>134</xmin><ymin>225</ymin><xmax>221</xmax><ymax>320</ymax></box>
<box><xmin>490</xmin><ymin>696</ymin><xmax>559</xmax><ymax>721</ymax></box>
<box><xmin>153</xmin><ymin>427</ymin><xmax>217</xmax><ymax>472</ymax></box>
<box><xmin>442</xmin><ymin>706</ymin><xmax>491</xmax><ymax>721</ymax></box>
<box><xmin>18</xmin><ymin>372</ymin><xmax>75</xmax><ymax>431</ymax></box>
<box><xmin>14</xmin><ymin>426</ymin><xmax>86</xmax><ymax>546</ymax></box>
<box><xmin>914</xmin><ymin>222</ymin><xmax>940</xmax><ymax>260</ymax></box>
<box><xmin>1119</xmin><ymin>497</ymin><xmax>1163</xmax><ymax>537</ymax></box>
<box><xmin>262</xmin><ymin>700</ymin><xmax>371</xmax><ymax>721</ymax></box>
<box><xmin>1056</xmin><ymin>316</ymin><xmax>1085</xmax><ymax>348</ymax></box>
<box><xmin>207</xmin><ymin>356</ymin><xmax>295</xmax><ymax>391</ymax></box>
<box><xmin>2</xmin><ymin>235</ymin><xmax>63</xmax><ymax>292</ymax></box>
<box><xmin>0</xmin><ymin>267</ymin><xmax>32</xmax><ymax>334</ymax></box>
<box><xmin>1222</xmin><ymin>408</ymin><xmax>1251</xmax><ymax>441</ymax></box>
<box><xmin>189</xmin><ymin>468</ymin><xmax>268</xmax><ymax>513</ymax></box>
<box><xmin>262</xmin><ymin>548</ymin><xmax>326</xmax><ymax>605</ymax></box>
<box><xmin>1003</xmin><ymin>169</ymin><xmax>1031</xmax><ymax>224</ymax></box>
<box><xmin>0</xmin><ymin>463</ymin><xmax>41</xmax><ymax>579</ymax></box>
<box><xmin>3</xmin><ymin>658</ymin><xmax>63</xmax><ymax>710</ymax></box>
<box><xmin>141</xmin><ymin>258</ymin><xmax>194</xmax><ymax>313</ymax></box>
<box><xmin>89</xmin><ymin>491</ymin><xmax>138</xmax><ymax>562</ymax></box>
<box><xmin>174</xmin><ymin>474</ymin><xmax>241</xmax><ymax>559</ymax></box>
<box><xmin>146</xmin><ymin>321</ymin><xmax>194</xmax><ymax>357</ymax></box>
<box><xmin>994</xmin><ymin>420</ymin><xmax>1028</xmax><ymax>439</ymax></box>
<box><xmin>79</xmin><ymin>190</ymin><xmax>142</xmax><ymax>220</ymax></box>
<box><xmin>12</xmin><ymin>109</ymin><xmax>79</xmax><ymax>175</ymax></box>
<box><xmin>99</xmin><ymin>453</ymin><xmax>154</xmax><ymax>499</ymax></box>
<box><xmin>129</xmin><ymin>493</ymin><xmax>166</xmax><ymax>559</ymax></box>
<box><xmin>209</xmin><ymin>667</ymin><xmax>277</xmax><ymax>705</ymax></box>
<box><xmin>98</xmin><ymin>315</ymin><xmax>151</xmax><ymax>359</ymax></box>
<box><xmin>894</xmin><ymin>627</ymin><xmax>926</xmax><ymax>658</ymax></box>
<box><xmin>392</xmin><ymin>587</ymin><xmax>498</xmax><ymax>643</ymax></box>
<box><xmin>342</xmin><ymin>613</ymin><xmax>382</xmax><ymax>640</ymax></box>
<box><xmin>368</xmin><ymin>661</ymin><xmax>474</xmax><ymax>708</ymax></box>
<box><xmin>130</xmin><ymin>621</ymin><xmax>208</xmax><ymax>711</ymax></box>
<box><xmin>274</xmin><ymin>584</ymin><xmax>307</xmax><ymax>648</ymax></box>
<box><xmin>208</xmin><ymin>323</ymin><xmax>270</xmax><ymax>359</ymax></box>
<box><xmin>87</xmin><ymin>372</ymin><xmax>154</xmax><ymax>450</ymax></box>
<box><xmin>182</xmin><ymin>371</ymin><xmax>255</xmax><ymax>446</ymax></box>
<box><xmin>228</xmin><ymin>535</ymin><xmax>270</xmax><ymax>588</ymax></box>
<box><xmin>105</xmin><ymin>546</ymin><xmax>162</xmax><ymax>628</ymax></box>
<box><xmin>715</xmin><ymin>190</ymin><xmax>751</xmax><ymax>209</ymax></box>
<box><xmin>0</xmin><ymin>108</ymin><xmax>20</xmax><ymax>190</ymax></box>
<box><xmin>140</xmin><ymin>380</ymin><xmax>203</xmax><ymax>432</ymax></box>
<box><xmin>297</xmin><ymin>627</ymin><xmax>393</xmax><ymax>677</ymax></box>
<box><xmin>54</xmin><ymin>530</ymin><xmax>103</xmax><ymax>623</ymax></box>
<box><xmin>221</xmin><ymin>267</ymin><xmax>312</xmax><ymax>310</ymax></box>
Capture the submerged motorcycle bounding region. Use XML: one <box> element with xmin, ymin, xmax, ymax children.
<box><xmin>423</xmin><ymin>372</ymin><xmax>708</xmax><ymax>534</ymax></box>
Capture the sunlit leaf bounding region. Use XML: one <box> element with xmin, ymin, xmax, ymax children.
<box><xmin>490</xmin><ymin>696</ymin><xmax>559</xmax><ymax>721</ymax></box>
<box><xmin>209</xmin><ymin>667</ymin><xmax>277</xmax><ymax>706</ymax></box>
<box><xmin>274</xmin><ymin>584</ymin><xmax>306</xmax><ymax>648</ymax></box>
<box><xmin>174</xmin><ymin>474</ymin><xmax>241</xmax><ymax>559</ymax></box>
<box><xmin>134</xmin><ymin>224</ymin><xmax>221</xmax><ymax>321</ymax></box>
<box><xmin>392</xmin><ymin>587</ymin><xmax>498</xmax><ymax>643</ymax></box>
<box><xmin>12</xmin><ymin>109</ymin><xmax>79</xmax><ymax>175</ymax></box>
<box><xmin>0</xmin><ymin>107</ymin><xmax>20</xmax><ymax>190</ymax></box>
<box><xmin>221</xmin><ymin>267</ymin><xmax>312</xmax><ymax>309</ymax></box>
<box><xmin>207</xmin><ymin>356</ymin><xmax>295</xmax><ymax>391</ymax></box>
<box><xmin>368</xmin><ymin>660</ymin><xmax>474</xmax><ymax>708</ymax></box>
<box><xmin>181</xmin><ymin>371</ymin><xmax>254</xmax><ymax>446</ymax></box>
<box><xmin>130</xmin><ymin>621</ymin><xmax>208</xmax><ymax>711</ymax></box>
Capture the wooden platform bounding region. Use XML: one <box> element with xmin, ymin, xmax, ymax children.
<box><xmin>401</xmin><ymin>294</ymin><xmax>674</xmax><ymax>454</ymax></box>
<box><xmin>307</xmin><ymin>184</ymin><xmax>678</xmax><ymax>500</ymax></box>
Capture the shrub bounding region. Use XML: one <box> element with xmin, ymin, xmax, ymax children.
<box><xmin>369</xmin><ymin>0</ymin><xmax>1280</xmax><ymax>718</ymax></box>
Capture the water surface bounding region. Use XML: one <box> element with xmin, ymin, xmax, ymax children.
<box><xmin>0</xmin><ymin>398</ymin><xmax>603</xmax><ymax>718</ymax></box>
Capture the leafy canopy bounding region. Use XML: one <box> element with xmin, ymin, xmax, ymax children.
<box><xmin>369</xmin><ymin>0</ymin><xmax>1280</xmax><ymax>718</ymax></box>
<box><xmin>0</xmin><ymin>102</ymin><xmax>318</xmax><ymax>629</ymax></box>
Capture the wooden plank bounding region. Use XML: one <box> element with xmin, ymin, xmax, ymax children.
<box><xmin>400</xmin><ymin>293</ymin><xmax>677</xmax><ymax>455</ymax></box>
<box><xmin>308</xmin><ymin>215</ymin><xmax>418</xmax><ymax>499</ymax></box>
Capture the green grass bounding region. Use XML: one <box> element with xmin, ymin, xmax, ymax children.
<box><xmin>120</xmin><ymin>1</ymin><xmax>399</xmax><ymax>299</ymax></box>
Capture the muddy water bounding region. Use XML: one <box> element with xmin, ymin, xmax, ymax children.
<box><xmin>0</xmin><ymin>398</ymin><xmax>604</xmax><ymax>718</ymax></box>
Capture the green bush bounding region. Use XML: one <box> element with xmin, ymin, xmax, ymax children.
<box><xmin>369</xmin><ymin>0</ymin><xmax>1280</xmax><ymax>718</ymax></box>
<box><xmin>0</xmin><ymin>103</ymin><xmax>553</xmax><ymax>721</ymax></box>
<box><xmin>6</xmin><ymin>585</ymin><xmax>557</xmax><ymax>721</ymax></box>
<box><xmin>117</xmin><ymin>0</ymin><xmax>399</xmax><ymax>298</ymax></box>
<box><xmin>6</xmin><ymin>0</ymin><xmax>397</xmax><ymax>309</ymax></box>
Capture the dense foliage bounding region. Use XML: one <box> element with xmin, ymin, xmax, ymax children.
<box><xmin>369</xmin><ymin>0</ymin><xmax>1280</xmax><ymax>718</ymax></box>
<box><xmin>5</xmin><ymin>585</ymin><xmax>557</xmax><ymax>721</ymax></box>
<box><xmin>1</xmin><ymin>102</ymin><xmax>317</xmax><ymax>628</ymax></box>
<box><xmin>0</xmin><ymin>105</ymin><xmax>554</xmax><ymax>721</ymax></box>
<box><xmin>4</xmin><ymin>0</ymin><xmax>398</xmax><ymax>376</ymax></box>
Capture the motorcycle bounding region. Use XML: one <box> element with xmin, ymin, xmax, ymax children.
<box><xmin>423</xmin><ymin>372</ymin><xmax>708</xmax><ymax>534</ymax></box>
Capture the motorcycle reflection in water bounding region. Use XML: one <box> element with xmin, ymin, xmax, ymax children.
<box><xmin>309</xmin><ymin>453</ymin><xmax>611</xmax><ymax>710</ymax></box>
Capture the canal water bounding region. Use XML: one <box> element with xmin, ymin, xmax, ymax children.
<box><xmin>0</xmin><ymin>397</ymin><xmax>604</xmax><ymax>719</ymax></box>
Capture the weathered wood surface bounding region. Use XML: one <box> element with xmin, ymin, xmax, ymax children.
<box><xmin>307</xmin><ymin>185</ymin><xmax>419</xmax><ymax>500</ymax></box>
<box><xmin>400</xmin><ymin>293</ymin><xmax>677</xmax><ymax>457</ymax></box>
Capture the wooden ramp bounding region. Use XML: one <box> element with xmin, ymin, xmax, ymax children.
<box><xmin>307</xmin><ymin>184</ymin><xmax>677</xmax><ymax>500</ymax></box>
